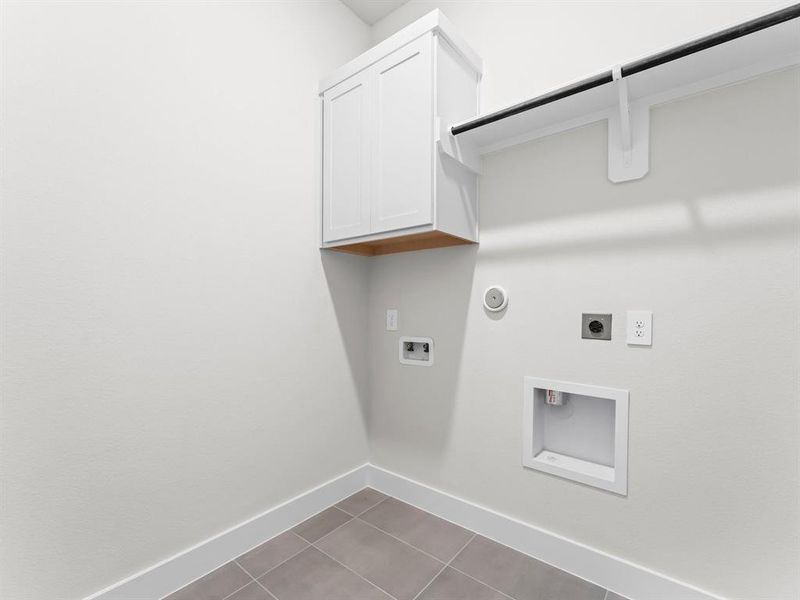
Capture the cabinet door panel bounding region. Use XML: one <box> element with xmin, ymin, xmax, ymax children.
<box><xmin>372</xmin><ymin>35</ymin><xmax>434</xmax><ymax>233</ymax></box>
<box><xmin>323</xmin><ymin>74</ymin><xmax>371</xmax><ymax>242</ymax></box>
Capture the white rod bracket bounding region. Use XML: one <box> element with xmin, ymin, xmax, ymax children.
<box><xmin>613</xmin><ymin>66</ymin><xmax>632</xmax><ymax>165</ymax></box>
<box><xmin>436</xmin><ymin>117</ymin><xmax>481</xmax><ymax>174</ymax></box>
<box><xmin>608</xmin><ymin>66</ymin><xmax>650</xmax><ymax>183</ymax></box>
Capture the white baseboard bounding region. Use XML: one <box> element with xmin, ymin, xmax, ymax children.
<box><xmin>86</xmin><ymin>462</ymin><xmax>725</xmax><ymax>600</ymax></box>
<box><xmin>367</xmin><ymin>465</ymin><xmax>725</xmax><ymax>600</ymax></box>
<box><xmin>84</xmin><ymin>464</ymin><xmax>370</xmax><ymax>600</ymax></box>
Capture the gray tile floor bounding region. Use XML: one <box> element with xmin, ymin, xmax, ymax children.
<box><xmin>164</xmin><ymin>489</ymin><xmax>628</xmax><ymax>600</ymax></box>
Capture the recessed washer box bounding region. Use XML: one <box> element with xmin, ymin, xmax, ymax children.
<box><xmin>523</xmin><ymin>377</ymin><xmax>629</xmax><ymax>495</ymax></box>
<box><xmin>399</xmin><ymin>336</ymin><xmax>434</xmax><ymax>366</ymax></box>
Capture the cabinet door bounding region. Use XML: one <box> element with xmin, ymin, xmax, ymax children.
<box><xmin>371</xmin><ymin>35</ymin><xmax>434</xmax><ymax>234</ymax></box>
<box><xmin>322</xmin><ymin>72</ymin><xmax>371</xmax><ymax>242</ymax></box>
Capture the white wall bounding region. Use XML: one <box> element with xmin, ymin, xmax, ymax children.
<box><xmin>373</xmin><ymin>0</ymin><xmax>796</xmax><ymax>113</ymax></box>
<box><xmin>0</xmin><ymin>2</ymin><xmax>371</xmax><ymax>599</ymax></box>
<box><xmin>368</xmin><ymin>3</ymin><xmax>800</xmax><ymax>599</ymax></box>
<box><xmin>4</xmin><ymin>2</ymin><xmax>799</xmax><ymax>599</ymax></box>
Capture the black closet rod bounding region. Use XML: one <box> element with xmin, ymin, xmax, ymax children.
<box><xmin>451</xmin><ymin>3</ymin><xmax>800</xmax><ymax>136</ymax></box>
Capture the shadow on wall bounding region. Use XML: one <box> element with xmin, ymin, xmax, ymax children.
<box><xmin>368</xmin><ymin>245</ymin><xmax>479</xmax><ymax>459</ymax></box>
<box><xmin>478</xmin><ymin>69</ymin><xmax>800</xmax><ymax>262</ymax></box>
<box><xmin>320</xmin><ymin>251</ymin><xmax>371</xmax><ymax>428</ymax></box>
<box><xmin>325</xmin><ymin>69</ymin><xmax>799</xmax><ymax>475</ymax></box>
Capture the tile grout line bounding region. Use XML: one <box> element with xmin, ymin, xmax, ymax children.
<box><xmin>446</xmin><ymin>549</ymin><xmax>607</xmax><ymax>600</ymax></box>
<box><xmin>441</xmin><ymin>537</ymin><xmax>517</xmax><ymax>600</ymax></box>
<box><xmin>170</xmin><ymin>561</ymin><xmax>256</xmax><ymax>600</ymax></box>
<box><xmin>205</xmin><ymin>502</ymin><xmax>353</xmax><ymax>597</ymax></box>
<box><xmin>261</xmin><ymin>494</ymin><xmax>395</xmax><ymax>599</ymax></box>
<box><xmin>341</xmin><ymin>514</ymin><xmax>509</xmax><ymax>600</ymax></box>
<box><xmin>298</xmin><ymin>505</ymin><xmax>353</xmax><ymax>536</ymax></box>
<box><xmin>410</xmin><ymin>532</ymin><xmax>477</xmax><ymax>600</ymax></box>
<box><xmin>162</xmin><ymin>558</ymin><xmax>253</xmax><ymax>600</ymax></box>
<box><xmin>458</xmin><ymin>528</ymin><xmax>606</xmax><ymax>591</ymax></box>
<box><xmin>438</xmin><ymin>528</ymin><xmax>516</xmax><ymax>600</ymax></box>
<box><xmin>233</xmin><ymin>533</ymin><xmax>310</xmax><ymax>581</ymax></box>
<box><xmin>357</xmin><ymin>504</ymin><xmax>600</xmax><ymax>600</ymax></box>
<box><xmin>166</xmin><ymin>493</ymin><xmax>384</xmax><ymax>600</ymax></box>
<box><xmin>310</xmin><ymin>542</ymin><xmax>401</xmax><ymax>600</ymax></box>
<box><xmin>252</xmin><ymin>577</ymin><xmax>279</xmax><ymax>600</ymax></box>
<box><xmin>301</xmin><ymin>493</ymin><xmax>391</xmax><ymax>549</ymax></box>
<box><xmin>355</xmin><ymin>516</ymin><xmax>517</xmax><ymax>600</ymax></box>
<box><xmin>337</xmin><ymin>492</ymin><xmax>391</xmax><ymax>519</ymax></box>
<box><xmin>408</xmin><ymin>560</ymin><xmax>449</xmax><ymax>600</ymax></box>
<box><xmin>233</xmin><ymin>558</ymin><xmax>261</xmax><ymax>581</ymax></box>
<box><xmin>174</xmin><ymin>491</ymin><xmax>606</xmax><ymax>600</ymax></box>
<box><xmin>445</xmin><ymin>564</ymin><xmax>517</xmax><ymax>600</ymax></box>
<box><xmin>226</xmin><ymin>493</ymin><xmax>389</xmax><ymax>599</ymax></box>
<box><xmin>218</xmin><ymin>574</ymin><xmax>259</xmax><ymax>600</ymax></box>
<box><xmin>299</xmin><ymin>507</ymin><xmax>355</xmax><ymax>546</ymax></box>
<box><xmin>354</xmin><ymin>515</ymin><xmax>455</xmax><ymax>566</ymax></box>
<box><xmin>376</xmin><ymin>495</ymin><xmax>486</xmax><ymax>540</ymax></box>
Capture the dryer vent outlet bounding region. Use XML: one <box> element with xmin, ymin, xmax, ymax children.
<box><xmin>483</xmin><ymin>286</ymin><xmax>508</xmax><ymax>312</ymax></box>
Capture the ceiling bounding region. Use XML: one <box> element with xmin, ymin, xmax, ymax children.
<box><xmin>340</xmin><ymin>0</ymin><xmax>409</xmax><ymax>25</ymax></box>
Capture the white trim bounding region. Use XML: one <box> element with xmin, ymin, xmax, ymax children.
<box><xmin>319</xmin><ymin>10</ymin><xmax>482</xmax><ymax>94</ymax></box>
<box><xmin>84</xmin><ymin>464</ymin><xmax>370</xmax><ymax>600</ymax></box>
<box><xmin>85</xmin><ymin>463</ymin><xmax>728</xmax><ymax>600</ymax></box>
<box><xmin>366</xmin><ymin>465</ymin><xmax>727</xmax><ymax>600</ymax></box>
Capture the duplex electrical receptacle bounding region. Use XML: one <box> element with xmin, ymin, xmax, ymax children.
<box><xmin>626</xmin><ymin>310</ymin><xmax>652</xmax><ymax>346</ymax></box>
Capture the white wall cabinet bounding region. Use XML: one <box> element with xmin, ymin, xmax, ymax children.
<box><xmin>323</xmin><ymin>71</ymin><xmax>371</xmax><ymax>242</ymax></box>
<box><xmin>371</xmin><ymin>35</ymin><xmax>433</xmax><ymax>235</ymax></box>
<box><xmin>320</xmin><ymin>11</ymin><xmax>482</xmax><ymax>256</ymax></box>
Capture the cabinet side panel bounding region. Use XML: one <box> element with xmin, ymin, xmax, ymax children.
<box><xmin>435</xmin><ymin>37</ymin><xmax>479</xmax><ymax>241</ymax></box>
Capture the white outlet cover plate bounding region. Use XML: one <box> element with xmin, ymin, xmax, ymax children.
<box><xmin>626</xmin><ymin>310</ymin><xmax>652</xmax><ymax>346</ymax></box>
<box><xmin>386</xmin><ymin>309</ymin><xmax>398</xmax><ymax>331</ymax></box>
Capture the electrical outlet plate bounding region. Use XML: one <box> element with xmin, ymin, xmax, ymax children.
<box><xmin>626</xmin><ymin>310</ymin><xmax>652</xmax><ymax>346</ymax></box>
<box><xmin>386</xmin><ymin>309</ymin><xmax>398</xmax><ymax>331</ymax></box>
<box><xmin>581</xmin><ymin>313</ymin><xmax>612</xmax><ymax>340</ymax></box>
